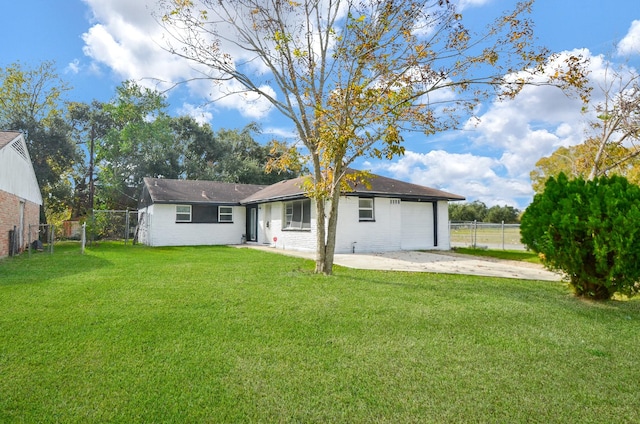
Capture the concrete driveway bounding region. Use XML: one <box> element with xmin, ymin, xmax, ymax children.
<box><xmin>238</xmin><ymin>245</ymin><xmax>561</xmax><ymax>281</ymax></box>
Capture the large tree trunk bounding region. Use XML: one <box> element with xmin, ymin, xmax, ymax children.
<box><xmin>313</xmin><ymin>168</ymin><xmax>343</xmax><ymax>275</ymax></box>
<box><xmin>322</xmin><ymin>187</ymin><xmax>342</xmax><ymax>274</ymax></box>
<box><xmin>314</xmin><ymin>196</ymin><xmax>328</xmax><ymax>274</ymax></box>
<box><xmin>313</xmin><ymin>158</ymin><xmax>328</xmax><ymax>274</ymax></box>
<box><xmin>314</xmin><ymin>193</ymin><xmax>341</xmax><ymax>275</ymax></box>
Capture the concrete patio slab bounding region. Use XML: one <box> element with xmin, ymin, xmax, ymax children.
<box><xmin>236</xmin><ymin>245</ymin><xmax>561</xmax><ymax>281</ymax></box>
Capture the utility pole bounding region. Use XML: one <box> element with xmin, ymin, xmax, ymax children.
<box><xmin>89</xmin><ymin>123</ymin><xmax>95</xmax><ymax>213</ymax></box>
<box><xmin>89</xmin><ymin>122</ymin><xmax>96</xmax><ymax>246</ymax></box>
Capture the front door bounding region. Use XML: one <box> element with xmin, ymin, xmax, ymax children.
<box><xmin>246</xmin><ymin>205</ymin><xmax>258</xmax><ymax>242</ymax></box>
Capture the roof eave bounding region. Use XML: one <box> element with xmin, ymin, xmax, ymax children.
<box><xmin>148</xmin><ymin>200</ymin><xmax>244</xmax><ymax>206</ymax></box>
<box><xmin>241</xmin><ymin>193</ymin><xmax>307</xmax><ymax>204</ymax></box>
<box><xmin>343</xmin><ymin>191</ymin><xmax>465</xmax><ymax>202</ymax></box>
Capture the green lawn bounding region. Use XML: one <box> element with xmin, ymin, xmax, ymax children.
<box><xmin>1</xmin><ymin>243</ymin><xmax>639</xmax><ymax>423</ymax></box>
<box><xmin>452</xmin><ymin>247</ymin><xmax>542</xmax><ymax>264</ymax></box>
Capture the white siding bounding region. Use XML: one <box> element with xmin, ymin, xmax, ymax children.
<box><xmin>139</xmin><ymin>203</ymin><xmax>246</xmax><ymax>247</ymax></box>
<box><xmin>335</xmin><ymin>197</ymin><xmax>450</xmax><ymax>253</ymax></box>
<box><xmin>263</xmin><ymin>197</ymin><xmax>451</xmax><ymax>254</ymax></box>
<box><xmin>0</xmin><ymin>135</ymin><xmax>42</xmax><ymax>205</ymax></box>
<box><xmin>335</xmin><ymin>197</ymin><xmax>402</xmax><ymax>253</ymax></box>
<box><xmin>137</xmin><ymin>196</ymin><xmax>454</xmax><ymax>252</ymax></box>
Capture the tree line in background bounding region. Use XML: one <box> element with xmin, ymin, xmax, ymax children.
<box><xmin>448</xmin><ymin>201</ymin><xmax>520</xmax><ymax>224</ymax></box>
<box><xmin>0</xmin><ymin>61</ymin><xmax>297</xmax><ymax>225</ymax></box>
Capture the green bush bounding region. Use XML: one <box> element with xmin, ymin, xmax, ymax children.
<box><xmin>521</xmin><ymin>174</ymin><xmax>640</xmax><ymax>300</ymax></box>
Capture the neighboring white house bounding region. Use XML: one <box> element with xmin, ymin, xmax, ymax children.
<box><xmin>137</xmin><ymin>171</ymin><xmax>465</xmax><ymax>253</ymax></box>
<box><xmin>0</xmin><ymin>131</ymin><xmax>43</xmax><ymax>258</ymax></box>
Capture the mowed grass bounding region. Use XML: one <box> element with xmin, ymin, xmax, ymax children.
<box><xmin>452</xmin><ymin>247</ymin><xmax>542</xmax><ymax>264</ymax></box>
<box><xmin>1</xmin><ymin>243</ymin><xmax>639</xmax><ymax>423</ymax></box>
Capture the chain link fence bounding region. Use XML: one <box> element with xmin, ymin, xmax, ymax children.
<box><xmin>19</xmin><ymin>211</ymin><xmax>137</xmax><ymax>259</ymax></box>
<box><xmin>449</xmin><ymin>221</ymin><xmax>525</xmax><ymax>250</ymax></box>
<box><xmin>89</xmin><ymin>210</ymin><xmax>138</xmax><ymax>244</ymax></box>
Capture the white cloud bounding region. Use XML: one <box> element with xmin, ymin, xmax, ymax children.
<box><xmin>81</xmin><ymin>15</ymin><xmax>190</xmax><ymax>92</ymax></box>
<box><xmin>263</xmin><ymin>126</ymin><xmax>298</xmax><ymax>140</ymax></box>
<box><xmin>461</xmin><ymin>87</ymin><xmax>585</xmax><ymax>179</ymax></box>
<box><xmin>371</xmin><ymin>150</ymin><xmax>531</xmax><ymax>208</ymax></box>
<box><xmin>617</xmin><ymin>20</ymin><xmax>640</xmax><ymax>57</ymax></box>
<box><xmin>372</xmin><ymin>49</ymin><xmax>630</xmax><ymax>209</ymax></box>
<box><xmin>458</xmin><ymin>0</ymin><xmax>494</xmax><ymax>9</ymax></box>
<box><xmin>80</xmin><ymin>0</ymin><xmax>277</xmax><ymax>119</ymax></box>
<box><xmin>176</xmin><ymin>103</ymin><xmax>214</xmax><ymax>125</ymax></box>
<box><xmin>66</xmin><ymin>59</ymin><xmax>81</xmax><ymax>74</ymax></box>
<box><xmin>214</xmin><ymin>84</ymin><xmax>276</xmax><ymax>120</ymax></box>
<box><xmin>461</xmin><ymin>51</ymin><xmax>620</xmax><ymax>178</ymax></box>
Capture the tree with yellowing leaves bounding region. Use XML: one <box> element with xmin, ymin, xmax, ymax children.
<box><xmin>531</xmin><ymin>62</ymin><xmax>640</xmax><ymax>192</ymax></box>
<box><xmin>159</xmin><ymin>0</ymin><xmax>588</xmax><ymax>274</ymax></box>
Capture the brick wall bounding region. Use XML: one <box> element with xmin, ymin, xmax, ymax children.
<box><xmin>0</xmin><ymin>189</ymin><xmax>41</xmax><ymax>258</ymax></box>
<box><xmin>24</xmin><ymin>201</ymin><xmax>40</xmax><ymax>251</ymax></box>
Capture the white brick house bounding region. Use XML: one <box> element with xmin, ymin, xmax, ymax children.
<box><xmin>137</xmin><ymin>171</ymin><xmax>464</xmax><ymax>253</ymax></box>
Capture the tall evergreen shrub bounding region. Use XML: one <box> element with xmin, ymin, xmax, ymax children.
<box><xmin>521</xmin><ymin>174</ymin><xmax>640</xmax><ymax>300</ymax></box>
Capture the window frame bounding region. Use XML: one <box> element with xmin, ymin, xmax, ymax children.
<box><xmin>218</xmin><ymin>206</ymin><xmax>234</xmax><ymax>223</ymax></box>
<box><xmin>358</xmin><ymin>197</ymin><xmax>375</xmax><ymax>221</ymax></box>
<box><xmin>175</xmin><ymin>205</ymin><xmax>192</xmax><ymax>223</ymax></box>
<box><xmin>283</xmin><ymin>199</ymin><xmax>311</xmax><ymax>230</ymax></box>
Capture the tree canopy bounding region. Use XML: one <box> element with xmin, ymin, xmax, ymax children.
<box><xmin>159</xmin><ymin>0</ymin><xmax>588</xmax><ymax>274</ymax></box>
<box><xmin>0</xmin><ymin>61</ymin><xmax>80</xmax><ymax>223</ymax></box>
<box><xmin>182</xmin><ymin>120</ymin><xmax>297</xmax><ymax>184</ymax></box>
<box><xmin>93</xmin><ymin>81</ymin><xmax>294</xmax><ymax>210</ymax></box>
<box><xmin>0</xmin><ymin>66</ymin><xmax>294</xmax><ymax>223</ymax></box>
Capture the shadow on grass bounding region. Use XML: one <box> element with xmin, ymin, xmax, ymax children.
<box><xmin>331</xmin><ymin>265</ymin><xmax>464</xmax><ymax>292</ymax></box>
<box><xmin>0</xmin><ymin>242</ymin><xmax>112</xmax><ymax>286</ymax></box>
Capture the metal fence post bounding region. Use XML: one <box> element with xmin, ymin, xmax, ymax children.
<box><xmin>125</xmin><ymin>210</ymin><xmax>130</xmax><ymax>245</ymax></box>
<box><xmin>473</xmin><ymin>220</ymin><xmax>477</xmax><ymax>248</ymax></box>
<box><xmin>81</xmin><ymin>223</ymin><xmax>86</xmax><ymax>254</ymax></box>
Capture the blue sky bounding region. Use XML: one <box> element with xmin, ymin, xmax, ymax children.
<box><xmin>2</xmin><ymin>0</ymin><xmax>639</xmax><ymax>209</ymax></box>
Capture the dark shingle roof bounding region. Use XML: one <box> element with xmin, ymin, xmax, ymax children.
<box><xmin>143</xmin><ymin>177</ymin><xmax>266</xmax><ymax>204</ymax></box>
<box><xmin>346</xmin><ymin>172</ymin><xmax>465</xmax><ymax>201</ymax></box>
<box><xmin>241</xmin><ymin>170</ymin><xmax>465</xmax><ymax>203</ymax></box>
<box><xmin>142</xmin><ymin>171</ymin><xmax>464</xmax><ymax>206</ymax></box>
<box><xmin>240</xmin><ymin>177</ymin><xmax>306</xmax><ymax>203</ymax></box>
